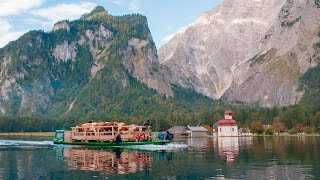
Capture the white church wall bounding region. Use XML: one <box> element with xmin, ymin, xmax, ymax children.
<box><xmin>217</xmin><ymin>126</ymin><xmax>238</xmax><ymax>136</ymax></box>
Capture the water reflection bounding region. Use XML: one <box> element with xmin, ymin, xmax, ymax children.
<box><xmin>187</xmin><ymin>137</ymin><xmax>214</xmax><ymax>151</ymax></box>
<box><xmin>158</xmin><ymin>151</ymin><xmax>173</xmax><ymax>161</ymax></box>
<box><xmin>239</xmin><ymin>136</ymin><xmax>253</xmax><ymax>148</ymax></box>
<box><xmin>62</xmin><ymin>148</ymin><xmax>152</xmax><ymax>175</ymax></box>
<box><xmin>0</xmin><ymin>153</ymin><xmax>3</xmax><ymax>180</ymax></box>
<box><xmin>216</xmin><ymin>137</ymin><xmax>239</xmax><ymax>165</ymax></box>
<box><xmin>0</xmin><ymin>137</ymin><xmax>319</xmax><ymax>179</ymax></box>
<box><xmin>214</xmin><ymin>136</ymin><xmax>254</xmax><ymax>166</ymax></box>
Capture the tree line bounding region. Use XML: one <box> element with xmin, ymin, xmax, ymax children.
<box><xmin>0</xmin><ymin>103</ymin><xmax>319</xmax><ymax>133</ymax></box>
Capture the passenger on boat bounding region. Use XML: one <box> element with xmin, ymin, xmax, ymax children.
<box><xmin>115</xmin><ymin>134</ymin><xmax>122</xmax><ymax>144</ymax></box>
<box><xmin>165</xmin><ymin>131</ymin><xmax>174</xmax><ymax>140</ymax></box>
<box><xmin>143</xmin><ymin>120</ymin><xmax>150</xmax><ymax>126</ymax></box>
<box><xmin>88</xmin><ymin>118</ymin><xmax>95</xmax><ymax>123</ymax></box>
<box><xmin>157</xmin><ymin>131</ymin><xmax>173</xmax><ymax>140</ymax></box>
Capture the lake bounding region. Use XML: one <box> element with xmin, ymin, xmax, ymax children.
<box><xmin>0</xmin><ymin>136</ymin><xmax>319</xmax><ymax>179</ymax></box>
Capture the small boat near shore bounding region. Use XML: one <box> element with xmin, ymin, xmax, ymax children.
<box><xmin>53</xmin><ymin>121</ymin><xmax>173</xmax><ymax>147</ymax></box>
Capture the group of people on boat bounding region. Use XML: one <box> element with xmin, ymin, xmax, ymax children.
<box><xmin>157</xmin><ymin>131</ymin><xmax>174</xmax><ymax>141</ymax></box>
<box><xmin>82</xmin><ymin>118</ymin><xmax>173</xmax><ymax>142</ymax></box>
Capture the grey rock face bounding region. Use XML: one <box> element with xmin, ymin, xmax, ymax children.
<box><xmin>123</xmin><ymin>36</ymin><xmax>173</xmax><ymax>96</ymax></box>
<box><xmin>53</xmin><ymin>41</ymin><xmax>77</xmax><ymax>62</ymax></box>
<box><xmin>0</xmin><ymin>7</ymin><xmax>174</xmax><ymax>116</ymax></box>
<box><xmin>52</xmin><ymin>21</ymin><xmax>70</xmax><ymax>32</ymax></box>
<box><xmin>315</xmin><ymin>0</ymin><xmax>320</xmax><ymax>8</ymax></box>
<box><xmin>159</xmin><ymin>0</ymin><xmax>320</xmax><ymax>106</ymax></box>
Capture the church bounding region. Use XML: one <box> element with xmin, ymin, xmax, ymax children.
<box><xmin>215</xmin><ymin>110</ymin><xmax>238</xmax><ymax>136</ymax></box>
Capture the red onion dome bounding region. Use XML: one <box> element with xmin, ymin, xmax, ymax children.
<box><xmin>217</xmin><ymin>119</ymin><xmax>237</xmax><ymax>126</ymax></box>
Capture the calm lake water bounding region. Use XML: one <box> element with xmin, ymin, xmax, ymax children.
<box><xmin>0</xmin><ymin>136</ymin><xmax>319</xmax><ymax>180</ymax></box>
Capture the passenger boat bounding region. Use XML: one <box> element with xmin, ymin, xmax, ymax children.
<box><xmin>53</xmin><ymin>122</ymin><xmax>173</xmax><ymax>146</ymax></box>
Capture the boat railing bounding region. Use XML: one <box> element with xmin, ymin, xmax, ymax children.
<box><xmin>71</xmin><ymin>125</ymin><xmax>150</xmax><ymax>142</ymax></box>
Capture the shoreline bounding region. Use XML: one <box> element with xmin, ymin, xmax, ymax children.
<box><xmin>208</xmin><ymin>134</ymin><xmax>320</xmax><ymax>137</ymax></box>
<box><xmin>252</xmin><ymin>134</ymin><xmax>320</xmax><ymax>137</ymax></box>
<box><xmin>0</xmin><ymin>132</ymin><xmax>55</xmax><ymax>137</ymax></box>
<box><xmin>0</xmin><ymin>132</ymin><xmax>319</xmax><ymax>138</ymax></box>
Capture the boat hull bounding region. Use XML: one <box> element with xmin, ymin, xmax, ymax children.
<box><xmin>53</xmin><ymin>140</ymin><xmax>173</xmax><ymax>146</ymax></box>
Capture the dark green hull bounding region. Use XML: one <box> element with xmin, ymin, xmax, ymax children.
<box><xmin>53</xmin><ymin>140</ymin><xmax>173</xmax><ymax>146</ymax></box>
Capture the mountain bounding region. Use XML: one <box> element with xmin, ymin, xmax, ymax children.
<box><xmin>159</xmin><ymin>0</ymin><xmax>320</xmax><ymax>107</ymax></box>
<box><xmin>0</xmin><ymin>6</ymin><xmax>217</xmax><ymax>122</ymax></box>
<box><xmin>0</xmin><ymin>5</ymin><xmax>319</xmax><ymax>132</ymax></box>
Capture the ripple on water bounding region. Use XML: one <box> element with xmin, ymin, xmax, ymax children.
<box><xmin>0</xmin><ymin>168</ymin><xmax>3</xmax><ymax>179</ymax></box>
<box><xmin>123</xmin><ymin>142</ymin><xmax>188</xmax><ymax>151</ymax></box>
<box><xmin>0</xmin><ymin>140</ymin><xmax>53</xmax><ymax>149</ymax></box>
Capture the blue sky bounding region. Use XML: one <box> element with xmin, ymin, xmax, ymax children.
<box><xmin>0</xmin><ymin>0</ymin><xmax>221</xmax><ymax>49</ymax></box>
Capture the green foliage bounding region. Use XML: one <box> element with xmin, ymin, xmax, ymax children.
<box><xmin>0</xmin><ymin>116</ymin><xmax>61</xmax><ymax>132</ymax></box>
<box><xmin>251</xmin><ymin>121</ymin><xmax>264</xmax><ymax>134</ymax></box>
<box><xmin>265</xmin><ymin>126</ymin><xmax>275</xmax><ymax>135</ymax></box>
<box><xmin>303</xmin><ymin>126</ymin><xmax>315</xmax><ymax>134</ymax></box>
<box><xmin>312</xmin><ymin>112</ymin><xmax>320</xmax><ymax>131</ymax></box>
<box><xmin>299</xmin><ymin>65</ymin><xmax>320</xmax><ymax>113</ymax></box>
<box><xmin>280</xmin><ymin>105</ymin><xmax>305</xmax><ymax>129</ymax></box>
<box><xmin>248</xmin><ymin>49</ymin><xmax>277</xmax><ymax>68</ymax></box>
<box><xmin>272</xmin><ymin>120</ymin><xmax>285</xmax><ymax>134</ymax></box>
<box><xmin>0</xmin><ymin>6</ymin><xmax>319</xmax><ymax>133</ymax></box>
<box><xmin>281</xmin><ymin>16</ymin><xmax>301</xmax><ymax>27</ymax></box>
<box><xmin>290</xmin><ymin>124</ymin><xmax>305</xmax><ymax>134</ymax></box>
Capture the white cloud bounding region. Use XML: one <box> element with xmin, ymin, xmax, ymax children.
<box><xmin>0</xmin><ymin>0</ymin><xmax>44</xmax><ymax>16</ymax></box>
<box><xmin>162</xmin><ymin>33</ymin><xmax>176</xmax><ymax>44</ymax></box>
<box><xmin>31</xmin><ymin>2</ymin><xmax>97</xmax><ymax>24</ymax></box>
<box><xmin>107</xmin><ymin>0</ymin><xmax>123</xmax><ymax>6</ymax></box>
<box><xmin>25</xmin><ymin>17</ymin><xmax>51</xmax><ymax>27</ymax></box>
<box><xmin>128</xmin><ymin>0</ymin><xmax>141</xmax><ymax>11</ymax></box>
<box><xmin>0</xmin><ymin>31</ymin><xmax>24</xmax><ymax>47</ymax></box>
<box><xmin>107</xmin><ymin>0</ymin><xmax>141</xmax><ymax>12</ymax></box>
<box><xmin>0</xmin><ymin>20</ymin><xmax>11</xmax><ymax>34</ymax></box>
<box><xmin>0</xmin><ymin>20</ymin><xmax>24</xmax><ymax>48</ymax></box>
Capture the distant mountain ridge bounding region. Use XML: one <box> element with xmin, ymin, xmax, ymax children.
<box><xmin>0</xmin><ymin>6</ymin><xmax>225</xmax><ymax>125</ymax></box>
<box><xmin>0</xmin><ymin>6</ymin><xmax>181</xmax><ymax>118</ymax></box>
<box><xmin>0</xmin><ymin>1</ymin><xmax>319</xmax><ymax>120</ymax></box>
<box><xmin>159</xmin><ymin>0</ymin><xmax>320</xmax><ymax>107</ymax></box>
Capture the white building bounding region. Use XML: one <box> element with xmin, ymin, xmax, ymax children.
<box><xmin>215</xmin><ymin>110</ymin><xmax>238</xmax><ymax>136</ymax></box>
<box><xmin>187</xmin><ymin>126</ymin><xmax>208</xmax><ymax>137</ymax></box>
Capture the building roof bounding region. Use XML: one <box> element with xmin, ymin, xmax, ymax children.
<box><xmin>217</xmin><ymin>119</ymin><xmax>237</xmax><ymax>126</ymax></box>
<box><xmin>167</xmin><ymin>126</ymin><xmax>187</xmax><ymax>134</ymax></box>
<box><xmin>224</xmin><ymin>109</ymin><xmax>233</xmax><ymax>115</ymax></box>
<box><xmin>187</xmin><ymin>126</ymin><xmax>208</xmax><ymax>132</ymax></box>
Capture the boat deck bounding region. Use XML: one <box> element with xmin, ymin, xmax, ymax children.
<box><xmin>53</xmin><ymin>140</ymin><xmax>173</xmax><ymax>146</ymax></box>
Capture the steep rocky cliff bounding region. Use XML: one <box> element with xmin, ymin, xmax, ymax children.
<box><xmin>0</xmin><ymin>6</ymin><xmax>174</xmax><ymax>116</ymax></box>
<box><xmin>159</xmin><ymin>0</ymin><xmax>320</xmax><ymax>107</ymax></box>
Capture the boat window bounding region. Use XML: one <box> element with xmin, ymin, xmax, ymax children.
<box><xmin>56</xmin><ymin>132</ymin><xmax>63</xmax><ymax>138</ymax></box>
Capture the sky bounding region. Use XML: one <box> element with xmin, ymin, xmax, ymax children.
<box><xmin>0</xmin><ymin>0</ymin><xmax>221</xmax><ymax>49</ymax></box>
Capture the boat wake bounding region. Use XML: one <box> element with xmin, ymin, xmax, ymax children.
<box><xmin>0</xmin><ymin>140</ymin><xmax>54</xmax><ymax>148</ymax></box>
<box><xmin>0</xmin><ymin>140</ymin><xmax>187</xmax><ymax>151</ymax></box>
<box><xmin>124</xmin><ymin>142</ymin><xmax>188</xmax><ymax>151</ymax></box>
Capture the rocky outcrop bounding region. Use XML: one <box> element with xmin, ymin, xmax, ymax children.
<box><xmin>159</xmin><ymin>0</ymin><xmax>320</xmax><ymax>106</ymax></box>
<box><xmin>52</xmin><ymin>21</ymin><xmax>70</xmax><ymax>32</ymax></box>
<box><xmin>123</xmin><ymin>37</ymin><xmax>173</xmax><ymax>96</ymax></box>
<box><xmin>225</xmin><ymin>0</ymin><xmax>320</xmax><ymax>106</ymax></box>
<box><xmin>0</xmin><ymin>6</ymin><xmax>172</xmax><ymax>116</ymax></box>
<box><xmin>53</xmin><ymin>41</ymin><xmax>77</xmax><ymax>62</ymax></box>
